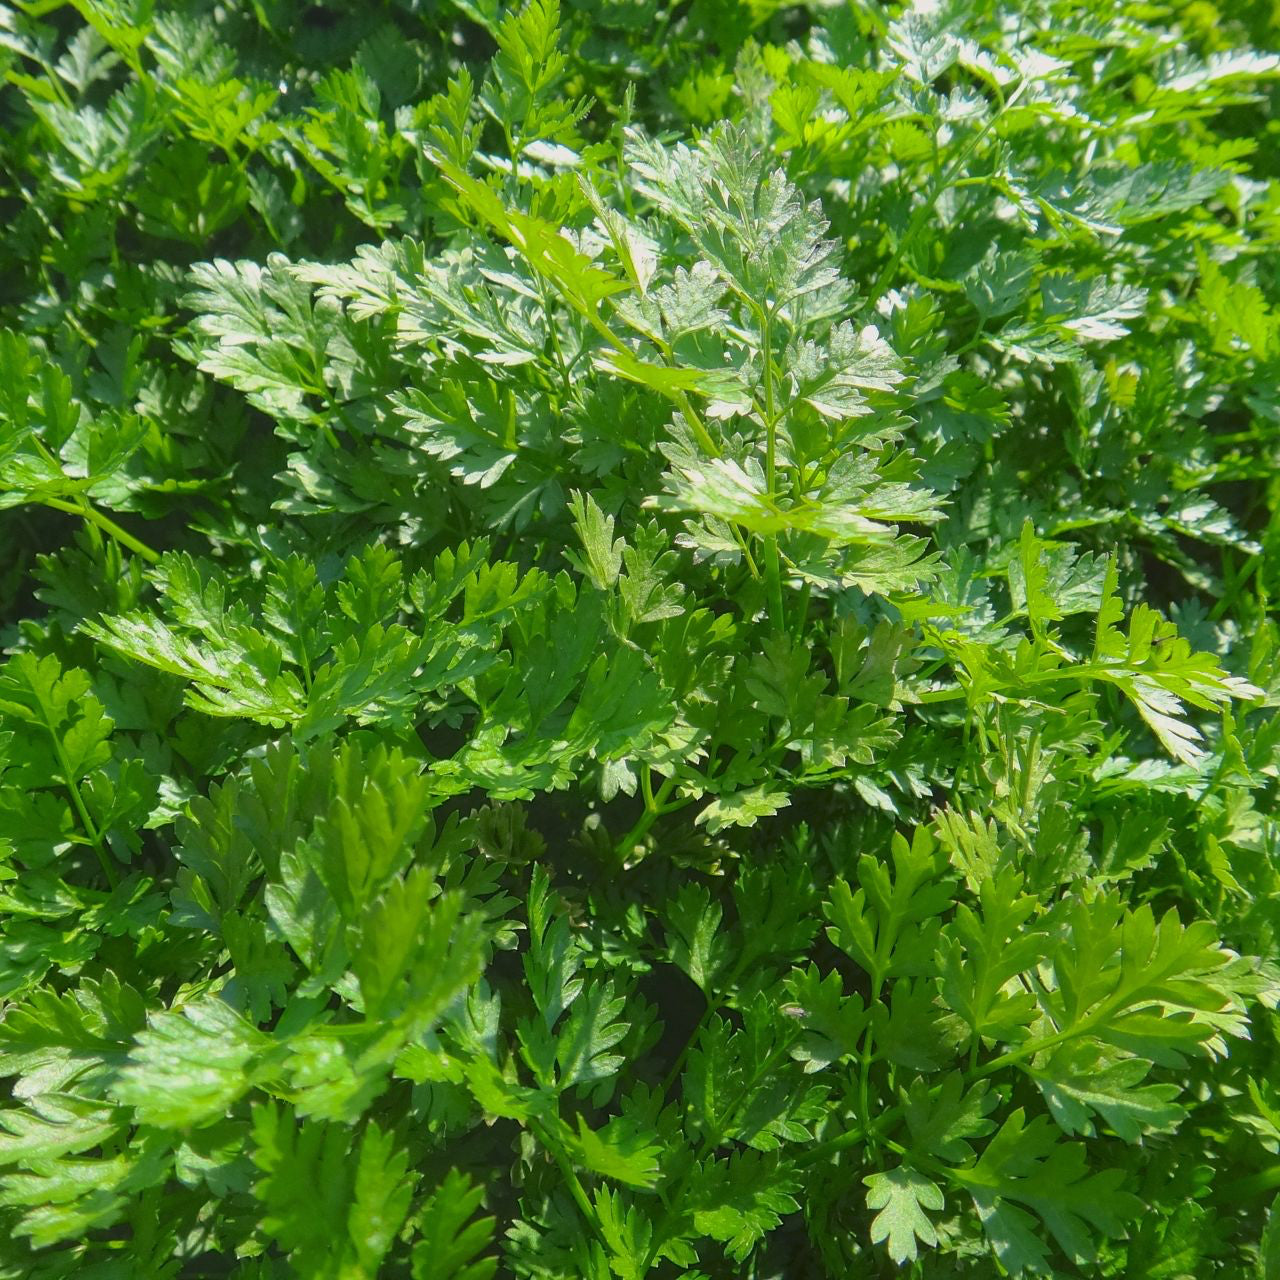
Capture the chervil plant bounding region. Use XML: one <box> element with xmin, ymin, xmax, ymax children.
<box><xmin>2</xmin><ymin>0</ymin><xmax>1280</xmax><ymax>1275</ymax></box>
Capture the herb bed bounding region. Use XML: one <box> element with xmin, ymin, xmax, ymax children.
<box><xmin>1</xmin><ymin>0</ymin><xmax>1280</xmax><ymax>1275</ymax></box>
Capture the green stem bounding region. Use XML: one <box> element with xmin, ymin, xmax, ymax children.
<box><xmin>539</xmin><ymin>278</ymin><xmax>574</xmax><ymax>398</ymax></box>
<box><xmin>42</xmin><ymin>497</ymin><xmax>161</xmax><ymax>565</ymax></box>
<box><xmin>531</xmin><ymin>1118</ymin><xmax>609</xmax><ymax>1249</ymax></box>
<box><xmin>660</xmin><ymin>1002</ymin><xmax>713</xmax><ymax>1101</ymax></box>
<box><xmin>761</xmin><ymin>308</ymin><xmax>777</xmax><ymax>492</ymax></box>
<box><xmin>974</xmin><ymin>994</ymin><xmax>1121</xmax><ymax>1079</ymax></box>
<box><xmin>1224</xmin><ymin>1163</ymin><xmax>1280</xmax><ymax>1200</ymax></box>
<box><xmin>915</xmin><ymin>643</ymin><xmax>1212</xmax><ymax>709</ymax></box>
<box><xmin>614</xmin><ymin>773</ymin><xmax>678</xmax><ymax>863</ymax></box>
<box><xmin>856</xmin><ymin>961</ymin><xmax>886</xmax><ymax>1151</ymax></box>
<box><xmin>800</xmin><ymin>1116</ymin><xmax>880</xmax><ymax>1167</ymax></box>
<box><xmin>735</xmin><ymin>531</ymin><xmax>762</xmax><ymax>581</ymax></box>
<box><xmin>48</xmin><ymin>729</ymin><xmax>118</xmax><ymax>888</ymax></box>
<box><xmin>763</xmin><ymin>537</ymin><xmax>785</xmax><ymax>632</ymax></box>
<box><xmin>471</xmin><ymin>197</ymin><xmax>787</xmax><ymax>624</ymax></box>
<box><xmin>792</xmin><ymin>581</ymin><xmax>812</xmax><ymax>641</ymax></box>
<box><xmin>914</xmin><ymin>685</ymin><xmax>969</xmax><ymax>704</ymax></box>
<box><xmin>583</xmin><ymin>304</ymin><xmax>724</xmax><ymax>466</ymax></box>
<box><xmin>518</xmin><ymin>214</ymin><xmax>784</xmax><ymax>617</ymax></box>
<box><xmin>856</xmin><ymin>1045</ymin><xmax>875</xmax><ymax>1145</ymax></box>
<box><xmin>759</xmin><ymin>305</ymin><xmax>785</xmax><ymax>631</ymax></box>
<box><xmin>640</xmin><ymin>766</ymin><xmax>656</xmax><ymax>812</ymax></box>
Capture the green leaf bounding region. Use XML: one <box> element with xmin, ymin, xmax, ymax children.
<box><xmin>572</xmin><ymin>1113</ymin><xmax>661</xmax><ymax>1189</ymax></box>
<box><xmin>412</xmin><ymin>1169</ymin><xmax>498</xmax><ymax>1279</ymax></box>
<box><xmin>346</xmin><ymin>1120</ymin><xmax>417</xmax><ymax>1275</ymax></box>
<box><xmin>940</xmin><ymin>867</ymin><xmax>1044</xmax><ymax>1048</ymax></box>
<box><xmin>1261</xmin><ymin>1194</ymin><xmax>1280</xmax><ymax>1280</ymax></box>
<box><xmin>352</xmin><ymin>878</ymin><xmax>487</xmax><ymax>1028</ymax></box>
<box><xmin>1030</xmin><ymin>1043</ymin><xmax>1184</xmax><ymax>1142</ymax></box>
<box><xmin>626</xmin><ymin>123</ymin><xmax>843</xmax><ymax>308</ymax></box>
<box><xmin>251</xmin><ymin>1105</ymin><xmax>354</xmax><ymax>1275</ymax></box>
<box><xmin>864</xmin><ymin>1165</ymin><xmax>944</xmax><ymax>1264</ymax></box>
<box><xmin>0</xmin><ymin>1128</ymin><xmax>171</xmax><ymax>1248</ymax></box>
<box><xmin>0</xmin><ymin>1095</ymin><xmax>125</xmax><ymax>1168</ymax></box>
<box><xmin>112</xmin><ymin>998</ymin><xmax>271</xmax><ymax>1128</ymax></box>
<box><xmin>901</xmin><ymin>1073</ymin><xmax>998</xmax><ymax>1164</ymax></box>
<box><xmin>554</xmin><ymin>979</ymin><xmax>630</xmax><ymax>1092</ymax></box>
<box><xmin>958</xmin><ymin>1110</ymin><xmax>1141</xmax><ymax>1273</ymax></box>
<box><xmin>689</xmin><ymin>1151</ymin><xmax>800</xmax><ymax>1263</ymax></box>
<box><xmin>593</xmin><ymin>1185</ymin><xmax>653</xmax><ymax>1280</ymax></box>
<box><xmin>568</xmin><ymin>490</ymin><xmax>625</xmax><ymax>591</ymax></box>
<box><xmin>824</xmin><ymin>827</ymin><xmax>953</xmax><ymax>985</ymax></box>
<box><xmin>696</xmin><ymin>784</ymin><xmax>790</xmax><ymax>834</ymax></box>
<box><xmin>1090</xmin><ymin>562</ymin><xmax>1262</xmax><ymax>764</ymax></box>
<box><xmin>664</xmin><ymin>881</ymin><xmax>729</xmax><ymax>993</ymax></box>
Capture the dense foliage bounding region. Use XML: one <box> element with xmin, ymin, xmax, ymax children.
<box><xmin>2</xmin><ymin>0</ymin><xmax>1280</xmax><ymax>1274</ymax></box>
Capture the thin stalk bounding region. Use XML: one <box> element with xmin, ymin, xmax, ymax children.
<box><xmin>800</xmin><ymin>1123</ymin><xmax>866</xmax><ymax>1167</ymax></box>
<box><xmin>614</xmin><ymin>773</ymin><xmax>679</xmax><ymax>863</ymax></box>
<box><xmin>28</xmin><ymin>433</ymin><xmax>162</xmax><ymax>566</ymax></box>
<box><xmin>47</xmin><ymin>729</ymin><xmax>117</xmax><ymax>888</ymax></box>
<box><xmin>1224</xmin><ymin>1163</ymin><xmax>1280</xmax><ymax>1200</ymax></box>
<box><xmin>40</xmin><ymin>498</ymin><xmax>160</xmax><ymax>565</ymax></box>
<box><xmin>659</xmin><ymin>1002</ymin><xmax>713</xmax><ymax>1101</ymax></box>
<box><xmin>761</xmin><ymin>308</ymin><xmax>778</xmax><ymax>493</ymax></box>
<box><xmin>538</xmin><ymin>278</ymin><xmax>574</xmax><ymax>399</ymax></box>
<box><xmin>503</xmin><ymin>213</ymin><xmax>779</xmax><ymax>611</ymax></box>
<box><xmin>974</xmin><ymin>1003</ymin><xmax>1110</xmax><ymax>1079</ymax></box>
<box><xmin>759</xmin><ymin>305</ymin><xmax>784</xmax><ymax>631</ymax></box>
<box><xmin>531</xmin><ymin>1118</ymin><xmax>609</xmax><ymax>1249</ymax></box>
<box><xmin>582</xmin><ymin>306</ymin><xmax>723</xmax><ymax>462</ymax></box>
<box><xmin>914</xmin><ymin>685</ymin><xmax>969</xmax><ymax>704</ymax></box>
<box><xmin>791</xmin><ymin>580</ymin><xmax>811</xmax><ymax>641</ymax></box>
<box><xmin>856</xmin><ymin>957</ymin><xmax>887</xmax><ymax>1152</ymax></box>
<box><xmin>763</xmin><ymin>538</ymin><xmax>785</xmax><ymax>632</ymax></box>
<box><xmin>735</xmin><ymin>532</ymin><xmax>763</xmax><ymax>581</ymax></box>
<box><xmin>915</xmin><ymin>647</ymin><xmax>1206</xmax><ymax>707</ymax></box>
